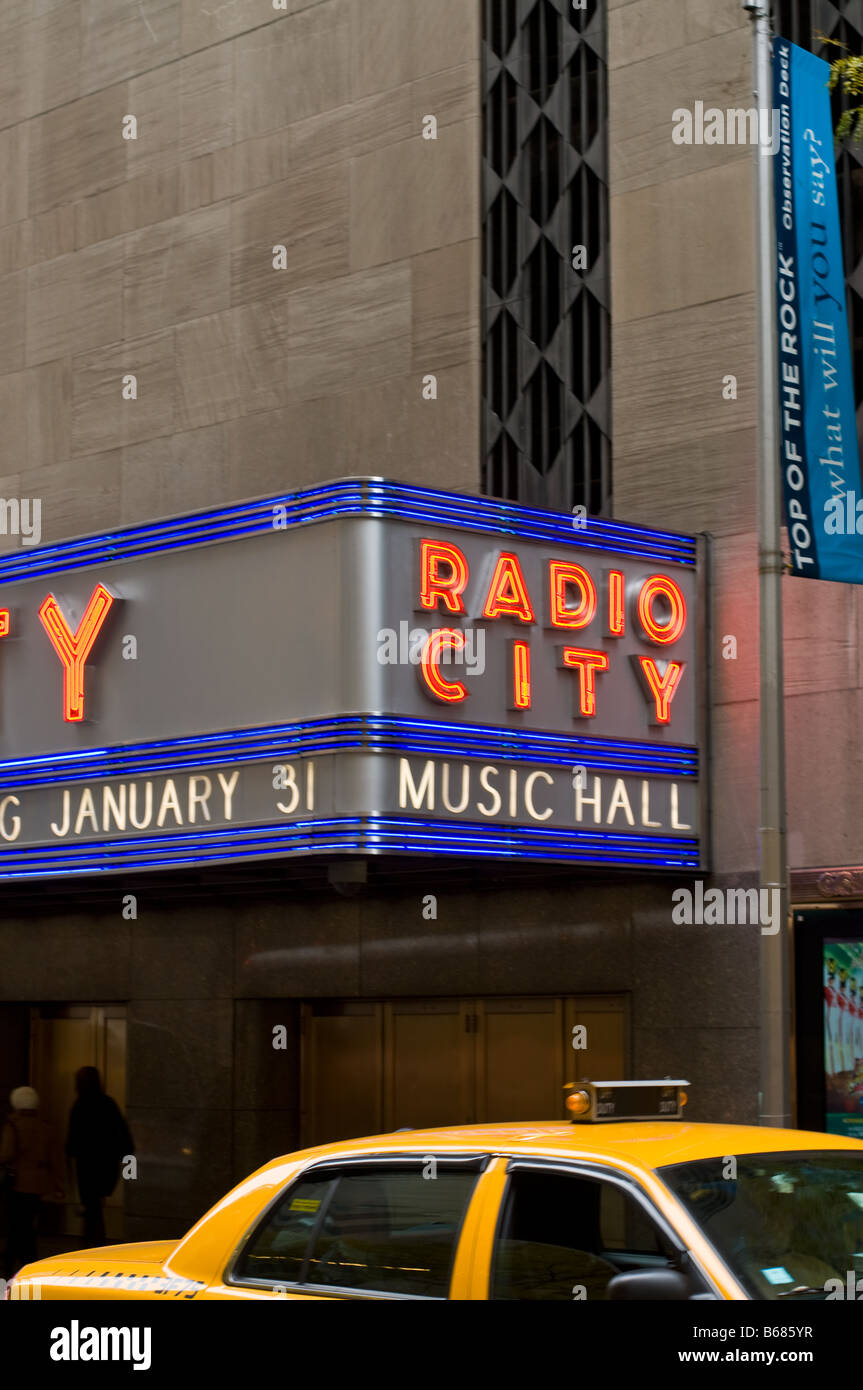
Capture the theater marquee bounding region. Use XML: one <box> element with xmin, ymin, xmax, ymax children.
<box><xmin>0</xmin><ymin>479</ymin><xmax>703</xmax><ymax>879</ymax></box>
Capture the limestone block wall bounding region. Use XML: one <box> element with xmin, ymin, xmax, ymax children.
<box><xmin>0</xmin><ymin>0</ymin><xmax>482</xmax><ymax>542</ymax></box>
<box><xmin>609</xmin><ymin>0</ymin><xmax>863</xmax><ymax>877</ymax></box>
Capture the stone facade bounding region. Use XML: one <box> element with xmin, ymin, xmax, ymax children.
<box><xmin>0</xmin><ymin>879</ymin><xmax>758</xmax><ymax>1239</ymax></box>
<box><xmin>0</xmin><ymin>0</ymin><xmax>482</xmax><ymax>540</ymax></box>
<box><xmin>610</xmin><ymin>0</ymin><xmax>863</xmax><ymax>885</ymax></box>
<box><xmin>0</xmin><ymin>0</ymin><xmax>810</xmax><ymax>1243</ymax></box>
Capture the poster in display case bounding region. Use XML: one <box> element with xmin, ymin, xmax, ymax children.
<box><xmin>796</xmin><ymin>908</ymin><xmax>863</xmax><ymax>1136</ymax></box>
<box><xmin>823</xmin><ymin>940</ymin><xmax>863</xmax><ymax>1139</ymax></box>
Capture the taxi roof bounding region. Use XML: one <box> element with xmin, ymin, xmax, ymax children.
<box><xmin>270</xmin><ymin>1121</ymin><xmax>863</xmax><ymax>1175</ymax></box>
<box><xmin>164</xmin><ymin>1120</ymin><xmax>863</xmax><ymax>1287</ymax></box>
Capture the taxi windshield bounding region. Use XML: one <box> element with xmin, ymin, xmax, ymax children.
<box><xmin>658</xmin><ymin>1152</ymin><xmax>863</xmax><ymax>1300</ymax></box>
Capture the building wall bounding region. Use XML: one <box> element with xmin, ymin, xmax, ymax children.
<box><xmin>0</xmin><ymin>874</ymin><xmax>758</xmax><ymax>1238</ymax></box>
<box><xmin>0</xmin><ymin>1</ymin><xmax>798</xmax><ymax>1245</ymax></box>
<box><xmin>608</xmin><ymin>0</ymin><xmax>760</xmax><ymax>884</ymax></box>
<box><xmin>0</xmin><ymin>0</ymin><xmax>482</xmax><ymax>543</ymax></box>
<box><xmin>609</xmin><ymin>0</ymin><xmax>863</xmax><ymax>884</ymax></box>
<box><xmin>0</xmin><ymin>0</ymin><xmax>484</xmax><ymax>1241</ymax></box>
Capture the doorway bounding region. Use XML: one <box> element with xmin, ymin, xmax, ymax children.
<box><xmin>301</xmin><ymin>994</ymin><xmax>628</xmax><ymax>1147</ymax></box>
<box><xmin>29</xmin><ymin>1005</ymin><xmax>128</xmax><ymax>1241</ymax></box>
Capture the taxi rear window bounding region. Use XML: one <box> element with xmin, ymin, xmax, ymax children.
<box><xmin>233</xmin><ymin>1161</ymin><xmax>479</xmax><ymax>1298</ymax></box>
<box><xmin>659</xmin><ymin>1151</ymin><xmax>863</xmax><ymax>1300</ymax></box>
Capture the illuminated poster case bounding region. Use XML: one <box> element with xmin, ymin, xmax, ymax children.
<box><xmin>0</xmin><ymin>478</ymin><xmax>703</xmax><ymax>881</ymax></box>
<box><xmin>796</xmin><ymin>908</ymin><xmax>863</xmax><ymax>1138</ymax></box>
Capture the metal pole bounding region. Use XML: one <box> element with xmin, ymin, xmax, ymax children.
<box><xmin>743</xmin><ymin>0</ymin><xmax>792</xmax><ymax>1128</ymax></box>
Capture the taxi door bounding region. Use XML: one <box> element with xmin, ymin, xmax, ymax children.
<box><xmin>214</xmin><ymin>1153</ymin><xmax>491</xmax><ymax>1300</ymax></box>
<box><xmin>456</xmin><ymin>1157</ymin><xmax>723</xmax><ymax>1300</ymax></box>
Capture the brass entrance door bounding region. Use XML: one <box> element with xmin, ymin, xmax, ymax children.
<box><xmin>29</xmin><ymin>1005</ymin><xmax>128</xmax><ymax>1240</ymax></box>
<box><xmin>301</xmin><ymin>995</ymin><xmax>627</xmax><ymax>1147</ymax></box>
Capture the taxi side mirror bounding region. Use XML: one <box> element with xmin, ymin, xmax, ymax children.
<box><xmin>607</xmin><ymin>1268</ymin><xmax>693</xmax><ymax>1301</ymax></box>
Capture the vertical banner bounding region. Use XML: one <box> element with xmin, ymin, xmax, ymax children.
<box><xmin>773</xmin><ymin>38</ymin><xmax>863</xmax><ymax>582</ymax></box>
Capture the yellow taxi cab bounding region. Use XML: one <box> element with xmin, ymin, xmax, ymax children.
<box><xmin>8</xmin><ymin>1080</ymin><xmax>863</xmax><ymax>1302</ymax></box>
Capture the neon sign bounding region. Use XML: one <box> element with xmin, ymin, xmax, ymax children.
<box><xmin>0</xmin><ymin>479</ymin><xmax>701</xmax><ymax>879</ymax></box>
<box><xmin>38</xmin><ymin>584</ymin><xmax>114</xmax><ymax>722</ymax></box>
<box><xmin>416</xmin><ymin>541</ymin><xmax>689</xmax><ymax>727</ymax></box>
<box><xmin>419</xmin><ymin>629</ymin><xmax>468</xmax><ymax>703</ymax></box>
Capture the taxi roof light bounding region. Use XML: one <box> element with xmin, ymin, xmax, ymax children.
<box><xmin>563</xmin><ymin>1078</ymin><xmax>691</xmax><ymax>1124</ymax></box>
<box><xmin>564</xmin><ymin>1088</ymin><xmax>591</xmax><ymax>1117</ymax></box>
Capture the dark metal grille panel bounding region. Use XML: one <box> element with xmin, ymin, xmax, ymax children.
<box><xmin>775</xmin><ymin>1</ymin><xmax>863</xmax><ymax>435</ymax></box>
<box><xmin>482</xmin><ymin>0</ymin><xmax>611</xmax><ymax>515</ymax></box>
<box><xmin>774</xmin><ymin>0</ymin><xmax>813</xmax><ymax>47</ymax></box>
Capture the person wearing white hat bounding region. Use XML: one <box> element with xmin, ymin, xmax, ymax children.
<box><xmin>9</xmin><ymin>1086</ymin><xmax>38</xmax><ymax>1113</ymax></box>
<box><xmin>1</xmin><ymin>1084</ymin><xmax>64</xmax><ymax>1278</ymax></box>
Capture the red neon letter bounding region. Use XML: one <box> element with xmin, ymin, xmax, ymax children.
<box><xmin>606</xmin><ymin>570</ymin><xmax>625</xmax><ymax>637</ymax></box>
<box><xmin>511</xmin><ymin>640</ymin><xmax>531</xmax><ymax>710</ymax></box>
<box><xmin>548</xmin><ymin>560</ymin><xmax>597</xmax><ymax>630</ymax></box>
<box><xmin>637</xmin><ymin>574</ymin><xmax>687</xmax><ymax>645</ymax></box>
<box><xmin>636</xmin><ymin>657</ymin><xmax>684</xmax><ymax>725</ymax></box>
<box><xmin>419</xmin><ymin>629</ymin><xmax>468</xmax><ymax>703</ymax></box>
<box><xmin>419</xmin><ymin>540</ymin><xmax>468</xmax><ymax>614</ymax></box>
<box><xmin>39</xmin><ymin>584</ymin><xmax>114</xmax><ymax>722</ymax></box>
<box><xmin>482</xmin><ymin>553</ymin><xmax>535</xmax><ymax>623</ymax></box>
<box><xmin>0</xmin><ymin>610</ymin><xmax>8</xmax><ymax>639</ymax></box>
<box><xmin>560</xmin><ymin>647</ymin><xmax>609</xmax><ymax>718</ymax></box>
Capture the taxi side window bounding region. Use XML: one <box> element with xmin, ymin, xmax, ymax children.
<box><xmin>600</xmin><ymin>1182</ymin><xmax>668</xmax><ymax>1256</ymax></box>
<box><xmin>235</xmin><ymin>1164</ymin><xmax>478</xmax><ymax>1298</ymax></box>
<box><xmin>234</xmin><ymin>1175</ymin><xmax>332</xmax><ymax>1286</ymax></box>
<box><xmin>492</xmin><ymin>1168</ymin><xmax>673</xmax><ymax>1301</ymax></box>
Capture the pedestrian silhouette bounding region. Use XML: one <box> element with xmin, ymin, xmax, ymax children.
<box><xmin>0</xmin><ymin>1086</ymin><xmax>64</xmax><ymax>1278</ymax></box>
<box><xmin>65</xmin><ymin>1067</ymin><xmax>134</xmax><ymax>1248</ymax></box>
